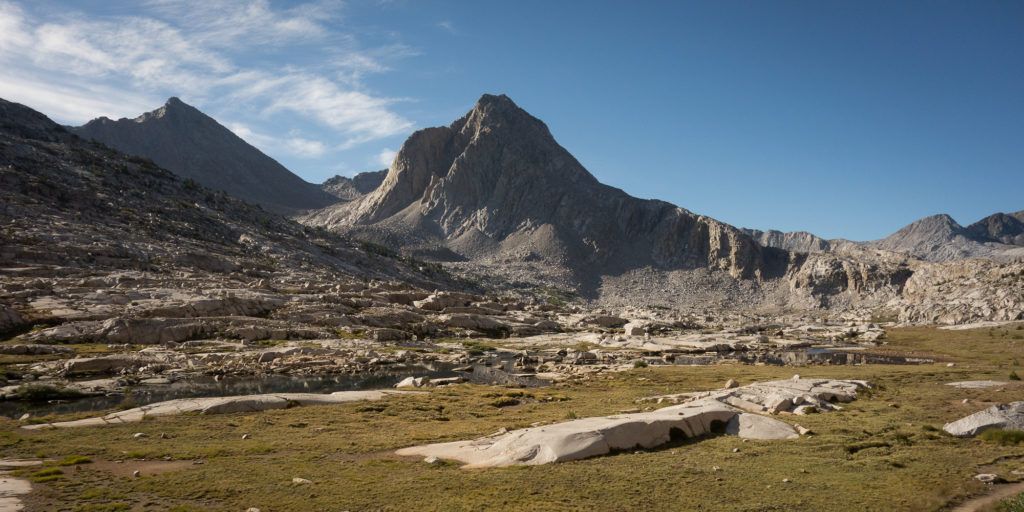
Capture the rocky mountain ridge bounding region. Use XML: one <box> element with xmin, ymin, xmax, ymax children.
<box><xmin>303</xmin><ymin>94</ymin><xmax>781</xmax><ymax>288</ymax></box>
<box><xmin>3</xmin><ymin>95</ymin><xmax>1020</xmax><ymax>326</ymax></box>
<box><xmin>746</xmin><ymin>212</ymin><xmax>1024</xmax><ymax>263</ymax></box>
<box><xmin>321</xmin><ymin>170</ymin><xmax>387</xmax><ymax>201</ymax></box>
<box><xmin>72</xmin><ymin>98</ymin><xmax>338</xmax><ymax>215</ymax></box>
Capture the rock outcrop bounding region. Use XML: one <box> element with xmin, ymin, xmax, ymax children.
<box><xmin>21</xmin><ymin>390</ymin><xmax>420</xmax><ymax>429</ymax></box>
<box><xmin>943</xmin><ymin>402</ymin><xmax>1024</xmax><ymax>437</ymax></box>
<box><xmin>72</xmin><ymin>98</ymin><xmax>338</xmax><ymax>215</ymax></box>
<box><xmin>397</xmin><ymin>378</ymin><xmax>868</xmax><ymax>468</ymax></box>
<box><xmin>741</xmin><ymin>229</ymin><xmax>839</xmax><ymax>253</ymax></box>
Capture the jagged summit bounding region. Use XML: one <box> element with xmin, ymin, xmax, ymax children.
<box><xmin>73</xmin><ymin>97</ymin><xmax>338</xmax><ymax>215</ymax></box>
<box><xmin>868</xmin><ymin>213</ymin><xmax>1024</xmax><ymax>262</ymax></box>
<box><xmin>321</xmin><ymin>169</ymin><xmax>387</xmax><ymax>201</ymax></box>
<box><xmin>303</xmin><ymin>93</ymin><xmax>774</xmax><ymax>287</ymax></box>
<box><xmin>967</xmin><ymin>211</ymin><xmax>1024</xmax><ymax>246</ymax></box>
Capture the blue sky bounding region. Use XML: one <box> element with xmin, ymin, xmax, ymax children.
<box><xmin>1</xmin><ymin>1</ymin><xmax>1021</xmax><ymax>240</ymax></box>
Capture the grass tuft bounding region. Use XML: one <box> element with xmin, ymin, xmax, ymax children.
<box><xmin>979</xmin><ymin>429</ymin><xmax>1024</xmax><ymax>445</ymax></box>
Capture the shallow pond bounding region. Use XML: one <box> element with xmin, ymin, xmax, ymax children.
<box><xmin>2</xmin><ymin>349</ymin><xmax>932</xmax><ymax>418</ymax></box>
<box><xmin>1</xmin><ymin>363</ymin><xmax>465</xmax><ymax>418</ymax></box>
<box><xmin>669</xmin><ymin>348</ymin><xmax>934</xmax><ymax>366</ymax></box>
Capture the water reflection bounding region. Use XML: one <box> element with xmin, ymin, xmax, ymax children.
<box><xmin>1</xmin><ymin>364</ymin><xmax>462</xmax><ymax>418</ymax></box>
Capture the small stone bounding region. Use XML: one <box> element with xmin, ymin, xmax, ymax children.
<box><xmin>292</xmin><ymin>477</ymin><xmax>312</xmax><ymax>484</ymax></box>
<box><xmin>799</xmin><ymin>469</ymin><xmax>806</xmax><ymax>473</ymax></box>
<box><xmin>962</xmin><ymin>399</ymin><xmax>970</xmax><ymax>404</ymax></box>
<box><xmin>796</xmin><ymin>425</ymin><xmax>812</xmax><ymax>435</ymax></box>
<box><xmin>732</xmin><ymin>448</ymin><xmax>739</xmax><ymax>453</ymax></box>
<box><xmin>782</xmin><ymin>478</ymin><xmax>791</xmax><ymax>483</ymax></box>
<box><xmin>975</xmin><ymin>473</ymin><xmax>999</xmax><ymax>483</ymax></box>
<box><xmin>424</xmin><ymin>456</ymin><xmax>441</xmax><ymax>464</ymax></box>
<box><xmin>712</xmin><ymin>466</ymin><xmax>721</xmax><ymax>472</ymax></box>
<box><xmin>242</xmin><ymin>434</ymin><xmax>250</xmax><ymax>440</ymax></box>
<box><xmin>132</xmin><ymin>432</ymin><xmax>148</xmax><ymax>439</ymax></box>
<box><xmin>724</xmin><ymin>379</ymin><xmax>739</xmax><ymax>389</ymax></box>
<box><xmin>742</xmin><ymin>439</ymin><xmax>748</xmax><ymax>443</ymax></box>
<box><xmin>160</xmin><ymin>433</ymin><xmax>168</xmax><ymax>439</ymax></box>
<box><xmin>947</xmin><ymin>363</ymin><xmax>956</xmax><ymax>367</ymax></box>
<box><xmin>132</xmin><ymin>470</ymin><xmax>141</xmax><ymax>478</ymax></box>
<box><xmin>247</xmin><ymin>508</ymin><xmax>262</xmax><ymax>512</ymax></box>
<box><xmin>791</xmin><ymin>374</ymin><xmax>800</xmax><ymax>381</ymax></box>
<box><xmin>18</xmin><ymin>413</ymin><xmax>29</xmax><ymax>420</ymax></box>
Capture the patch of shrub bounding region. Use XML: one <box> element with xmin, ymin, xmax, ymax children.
<box><xmin>1001</xmin><ymin>491</ymin><xmax>1024</xmax><ymax>512</ymax></box>
<box><xmin>979</xmin><ymin>429</ymin><xmax>1024</xmax><ymax>445</ymax></box>
<box><xmin>844</xmin><ymin>441</ymin><xmax>891</xmax><ymax>454</ymax></box>
<box><xmin>1010</xmin><ymin>371</ymin><xmax>1021</xmax><ymax>381</ymax></box>
<box><xmin>58</xmin><ymin>455</ymin><xmax>92</xmax><ymax>466</ymax></box>
<box><xmin>489</xmin><ymin>395</ymin><xmax>520</xmax><ymax>407</ymax></box>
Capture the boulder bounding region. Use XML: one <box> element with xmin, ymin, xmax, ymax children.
<box><xmin>0</xmin><ymin>305</ymin><xmax>25</xmax><ymax>332</ymax></box>
<box><xmin>588</xmin><ymin>315</ymin><xmax>627</xmax><ymax>328</ymax></box>
<box><xmin>400</xmin><ymin>378</ymin><xmax>871</xmax><ymax>468</ymax></box>
<box><xmin>725</xmin><ymin>413</ymin><xmax>799</xmax><ymax>440</ymax></box>
<box><xmin>102</xmin><ymin>318</ymin><xmax>208</xmax><ymax>345</ymax></box>
<box><xmin>623</xmin><ymin>320</ymin><xmax>648</xmax><ymax>336</ymax></box>
<box><xmin>64</xmin><ymin>355</ymin><xmax>155</xmax><ymax>375</ymax></box>
<box><xmin>397</xmin><ymin>402</ymin><xmax>738</xmax><ymax>468</ymax></box>
<box><xmin>395</xmin><ymin>376</ymin><xmax>429</xmax><ymax>388</ymax></box>
<box><xmin>443</xmin><ymin>314</ymin><xmax>506</xmax><ymax>333</ymax></box>
<box><xmin>413</xmin><ymin>292</ymin><xmax>476</xmax><ymax>312</ymax></box>
<box><xmin>943</xmin><ymin>402</ymin><xmax>1024</xmax><ymax>437</ymax></box>
<box><xmin>370</xmin><ymin>328</ymin><xmax>409</xmax><ymax>342</ymax></box>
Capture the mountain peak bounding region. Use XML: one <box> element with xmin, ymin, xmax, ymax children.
<box><xmin>474</xmin><ymin>93</ymin><xmax>515</xmax><ymax>109</ymax></box>
<box><xmin>139</xmin><ymin>96</ymin><xmax>199</xmax><ymax>122</ymax></box>
<box><xmin>72</xmin><ymin>98</ymin><xmax>338</xmax><ymax>214</ymax></box>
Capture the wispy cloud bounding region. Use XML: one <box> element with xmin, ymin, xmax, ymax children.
<box><xmin>437</xmin><ymin>20</ymin><xmax>455</xmax><ymax>33</ymax></box>
<box><xmin>375</xmin><ymin>148</ymin><xmax>396</xmax><ymax>167</ymax></box>
<box><xmin>226</xmin><ymin>122</ymin><xmax>327</xmax><ymax>159</ymax></box>
<box><xmin>286</xmin><ymin>136</ymin><xmax>327</xmax><ymax>158</ymax></box>
<box><xmin>0</xmin><ymin>0</ymin><xmax>413</xmax><ymax>157</ymax></box>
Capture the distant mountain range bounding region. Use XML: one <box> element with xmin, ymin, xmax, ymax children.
<box><xmin>65</xmin><ymin>95</ymin><xmax>1023</xmax><ymax>267</ymax></box>
<box><xmin>72</xmin><ymin>98</ymin><xmax>338</xmax><ymax>215</ymax></box>
<box><xmin>743</xmin><ymin>211</ymin><xmax>1024</xmax><ymax>262</ymax></box>
<box><xmin>321</xmin><ymin>170</ymin><xmax>387</xmax><ymax>201</ymax></box>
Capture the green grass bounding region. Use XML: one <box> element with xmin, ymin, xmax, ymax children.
<box><xmin>979</xmin><ymin>429</ymin><xmax>1024</xmax><ymax>445</ymax></box>
<box><xmin>58</xmin><ymin>455</ymin><xmax>93</xmax><ymax>466</ymax></box>
<box><xmin>12</xmin><ymin>383</ymin><xmax>85</xmax><ymax>401</ymax></box>
<box><xmin>1002</xmin><ymin>491</ymin><xmax>1024</xmax><ymax>512</ymax></box>
<box><xmin>6</xmin><ymin>323</ymin><xmax>1024</xmax><ymax>510</ymax></box>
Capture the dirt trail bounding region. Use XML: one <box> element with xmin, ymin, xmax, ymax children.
<box><xmin>950</xmin><ymin>481</ymin><xmax>1024</xmax><ymax>512</ymax></box>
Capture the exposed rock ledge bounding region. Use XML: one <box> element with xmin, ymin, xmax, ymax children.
<box><xmin>943</xmin><ymin>401</ymin><xmax>1024</xmax><ymax>437</ymax></box>
<box><xmin>397</xmin><ymin>378</ymin><xmax>869</xmax><ymax>468</ymax></box>
<box><xmin>21</xmin><ymin>390</ymin><xmax>421</xmax><ymax>430</ymax></box>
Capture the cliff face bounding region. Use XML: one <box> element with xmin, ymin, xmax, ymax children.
<box><xmin>73</xmin><ymin>98</ymin><xmax>337</xmax><ymax>215</ymax></box>
<box><xmin>304</xmin><ymin>94</ymin><xmax>769</xmax><ymax>279</ymax></box>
